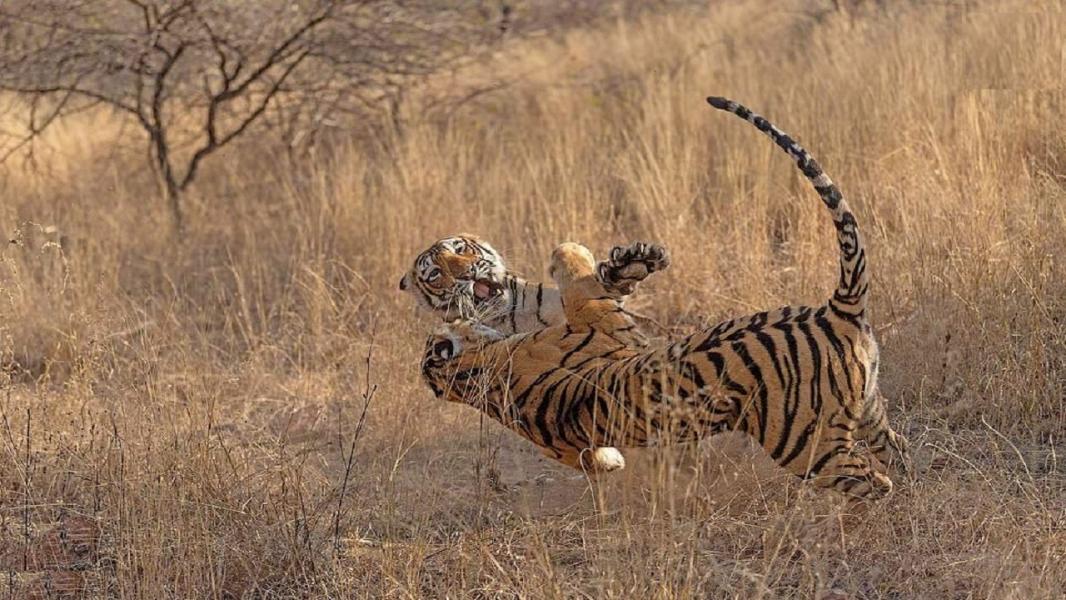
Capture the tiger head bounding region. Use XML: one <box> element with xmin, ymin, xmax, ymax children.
<box><xmin>399</xmin><ymin>234</ymin><xmax>508</xmax><ymax>321</ymax></box>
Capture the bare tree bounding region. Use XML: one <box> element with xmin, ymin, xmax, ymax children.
<box><xmin>0</xmin><ymin>0</ymin><xmax>500</xmax><ymax>235</ymax></box>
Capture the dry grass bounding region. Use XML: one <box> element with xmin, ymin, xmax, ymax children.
<box><xmin>2</xmin><ymin>0</ymin><xmax>1065</xmax><ymax>597</ymax></box>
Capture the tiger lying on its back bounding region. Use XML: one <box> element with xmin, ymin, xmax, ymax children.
<box><xmin>421</xmin><ymin>97</ymin><xmax>909</xmax><ymax>499</ymax></box>
<box><xmin>399</xmin><ymin>234</ymin><xmax>662</xmax><ymax>339</ymax></box>
<box><xmin>400</xmin><ymin>234</ymin><xmax>669</xmax><ymax>471</ymax></box>
<box><xmin>399</xmin><ymin>235</ymin><xmax>557</xmax><ymax>334</ymax></box>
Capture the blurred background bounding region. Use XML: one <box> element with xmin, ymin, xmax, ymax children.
<box><xmin>1</xmin><ymin>1</ymin><xmax>1063</xmax><ymax>597</ymax></box>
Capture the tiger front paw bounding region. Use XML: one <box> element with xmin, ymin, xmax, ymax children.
<box><xmin>597</xmin><ymin>241</ymin><xmax>670</xmax><ymax>296</ymax></box>
<box><xmin>447</xmin><ymin>320</ymin><xmax>507</xmax><ymax>344</ymax></box>
<box><xmin>424</xmin><ymin>321</ymin><xmax>505</xmax><ymax>366</ymax></box>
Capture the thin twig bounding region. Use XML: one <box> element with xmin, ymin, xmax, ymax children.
<box><xmin>333</xmin><ymin>327</ymin><xmax>377</xmax><ymax>551</ymax></box>
<box><xmin>980</xmin><ymin>415</ymin><xmax>1036</xmax><ymax>486</ymax></box>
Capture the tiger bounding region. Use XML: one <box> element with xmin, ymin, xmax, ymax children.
<box><xmin>399</xmin><ymin>234</ymin><xmax>664</xmax><ymax>340</ymax></box>
<box><xmin>398</xmin><ymin>235</ymin><xmax>545</xmax><ymax>334</ymax></box>
<box><xmin>420</xmin><ymin>96</ymin><xmax>910</xmax><ymax>499</ymax></box>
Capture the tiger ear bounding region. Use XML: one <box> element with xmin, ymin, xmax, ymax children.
<box><xmin>398</xmin><ymin>274</ymin><xmax>409</xmax><ymax>291</ymax></box>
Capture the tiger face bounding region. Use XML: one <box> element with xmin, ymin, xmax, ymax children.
<box><xmin>399</xmin><ymin>235</ymin><xmax>508</xmax><ymax>321</ymax></box>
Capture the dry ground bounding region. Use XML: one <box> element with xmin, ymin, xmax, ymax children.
<box><xmin>1</xmin><ymin>0</ymin><xmax>1064</xmax><ymax>597</ymax></box>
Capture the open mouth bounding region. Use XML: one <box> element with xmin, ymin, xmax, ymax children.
<box><xmin>472</xmin><ymin>278</ymin><xmax>504</xmax><ymax>303</ymax></box>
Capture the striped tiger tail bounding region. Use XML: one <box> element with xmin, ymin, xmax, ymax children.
<box><xmin>706</xmin><ymin>96</ymin><xmax>868</xmax><ymax>318</ymax></box>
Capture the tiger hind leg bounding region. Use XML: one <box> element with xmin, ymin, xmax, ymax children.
<box><xmin>857</xmin><ymin>390</ymin><xmax>911</xmax><ymax>474</ymax></box>
<box><xmin>795</xmin><ymin>418</ymin><xmax>894</xmax><ymax>501</ymax></box>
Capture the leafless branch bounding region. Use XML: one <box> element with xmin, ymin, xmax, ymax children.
<box><xmin>0</xmin><ymin>0</ymin><xmax>542</xmax><ymax>233</ymax></box>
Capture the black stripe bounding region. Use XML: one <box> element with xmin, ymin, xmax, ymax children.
<box><xmin>508</xmin><ymin>278</ymin><xmax>518</xmax><ymax>333</ymax></box>
<box><xmin>514</xmin><ymin>367</ymin><xmax>560</xmax><ymax>410</ymax></box>
<box><xmin>681</xmin><ymin>358</ymin><xmax>707</xmax><ymax>390</ymax></box>
<box><xmin>763</xmin><ymin>325</ymin><xmax>798</xmax><ymax>461</ymax></box>
<box><xmin>571</xmin><ymin>345</ymin><xmax>625</xmax><ymax>370</ymax></box>
<box><xmin>703</xmin><ymin>351</ymin><xmax>748</xmax><ymax>396</ymax></box>
<box><xmin>535</xmin><ymin>283</ymin><xmax>549</xmax><ymax>326</ymax></box>
<box><xmin>548</xmin><ymin>376</ymin><xmax>584</xmax><ymax>449</ymax></box>
<box><xmin>779</xmin><ymin>420</ymin><xmax>816</xmax><ymax>468</ymax></box>
<box><xmin>560</xmin><ymin>330</ymin><xmax>596</xmax><ymax>366</ymax></box>
<box><xmin>814</xmin><ymin>315</ymin><xmax>854</xmax><ymax>400</ymax></box>
<box><xmin>732</xmin><ymin>340</ymin><xmax>768</xmax><ymax>445</ymax></box>
<box><xmin>532</xmin><ymin>374</ymin><xmax>561</xmax><ymax>450</ymax></box>
<box><xmin>588</xmin><ymin>388</ymin><xmax>616</xmax><ymax>444</ymax></box>
<box><xmin>517</xmin><ymin>279</ymin><xmax>529</xmax><ymax>310</ymax></box>
<box><xmin>807</xmin><ymin>444</ymin><xmax>849</xmax><ymax>478</ymax></box>
<box><xmin>828</xmin><ymin>301</ymin><xmax>862</xmax><ymax>325</ymax></box>
<box><xmin>796</xmin><ymin>321</ymin><xmax>823</xmax><ymax>415</ymax></box>
<box><xmin>754</xmin><ymin>331</ymin><xmax>787</xmax><ymax>395</ymax></box>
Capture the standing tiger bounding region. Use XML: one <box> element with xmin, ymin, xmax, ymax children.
<box><xmin>420</xmin><ymin>97</ymin><xmax>910</xmax><ymax>499</ymax></box>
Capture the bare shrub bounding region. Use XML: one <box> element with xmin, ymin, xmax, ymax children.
<box><xmin>0</xmin><ymin>0</ymin><xmax>500</xmax><ymax>234</ymax></box>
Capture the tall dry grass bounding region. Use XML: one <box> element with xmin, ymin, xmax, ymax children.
<box><xmin>1</xmin><ymin>0</ymin><xmax>1064</xmax><ymax>597</ymax></box>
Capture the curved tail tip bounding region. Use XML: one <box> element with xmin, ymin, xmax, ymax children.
<box><xmin>706</xmin><ymin>96</ymin><xmax>730</xmax><ymax>110</ymax></box>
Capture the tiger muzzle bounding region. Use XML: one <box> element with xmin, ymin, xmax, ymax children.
<box><xmin>472</xmin><ymin>278</ymin><xmax>505</xmax><ymax>304</ymax></box>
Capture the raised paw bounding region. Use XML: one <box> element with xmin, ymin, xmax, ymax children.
<box><xmin>597</xmin><ymin>241</ymin><xmax>670</xmax><ymax>296</ymax></box>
